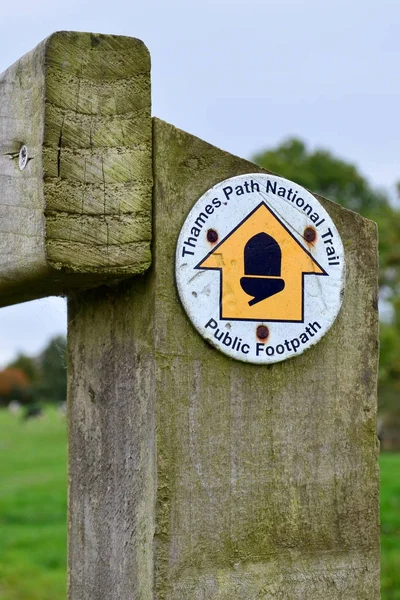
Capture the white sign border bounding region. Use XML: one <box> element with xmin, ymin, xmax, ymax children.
<box><xmin>176</xmin><ymin>174</ymin><xmax>345</xmax><ymax>365</ymax></box>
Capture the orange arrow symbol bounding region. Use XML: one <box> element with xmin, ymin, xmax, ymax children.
<box><xmin>196</xmin><ymin>203</ymin><xmax>327</xmax><ymax>322</ymax></box>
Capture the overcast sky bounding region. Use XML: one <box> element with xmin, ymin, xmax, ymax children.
<box><xmin>0</xmin><ymin>0</ymin><xmax>399</xmax><ymax>366</ymax></box>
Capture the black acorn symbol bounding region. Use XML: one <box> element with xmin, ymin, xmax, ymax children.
<box><xmin>240</xmin><ymin>232</ymin><xmax>285</xmax><ymax>306</ymax></box>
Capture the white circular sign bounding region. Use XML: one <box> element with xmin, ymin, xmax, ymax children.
<box><xmin>176</xmin><ymin>174</ymin><xmax>345</xmax><ymax>364</ymax></box>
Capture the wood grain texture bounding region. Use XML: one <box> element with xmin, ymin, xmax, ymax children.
<box><xmin>152</xmin><ymin>120</ymin><xmax>380</xmax><ymax>599</ymax></box>
<box><xmin>0</xmin><ymin>31</ymin><xmax>152</xmax><ymax>307</ymax></box>
<box><xmin>67</xmin><ymin>276</ymin><xmax>156</xmax><ymax>600</ymax></box>
<box><xmin>67</xmin><ymin>118</ymin><xmax>380</xmax><ymax>599</ymax></box>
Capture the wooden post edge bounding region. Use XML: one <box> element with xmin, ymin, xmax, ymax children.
<box><xmin>0</xmin><ymin>31</ymin><xmax>152</xmax><ymax>307</ymax></box>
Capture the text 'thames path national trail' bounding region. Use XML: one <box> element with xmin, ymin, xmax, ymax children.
<box><xmin>176</xmin><ymin>174</ymin><xmax>345</xmax><ymax>365</ymax></box>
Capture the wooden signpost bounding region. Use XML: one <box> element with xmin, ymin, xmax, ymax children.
<box><xmin>0</xmin><ymin>32</ymin><xmax>380</xmax><ymax>599</ymax></box>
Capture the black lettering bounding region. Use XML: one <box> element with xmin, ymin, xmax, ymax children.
<box><xmin>222</xmin><ymin>331</ymin><xmax>233</xmax><ymax>347</ymax></box>
<box><xmin>278</xmin><ymin>186</ymin><xmax>286</xmax><ymax>197</ymax></box>
<box><xmin>291</xmin><ymin>338</ymin><xmax>300</xmax><ymax>352</ymax></box>
<box><xmin>223</xmin><ymin>186</ymin><xmax>233</xmax><ymax>200</ymax></box>
<box><xmin>250</xmin><ymin>179</ymin><xmax>260</xmax><ymax>192</ymax></box>
<box><xmin>310</xmin><ymin>321</ymin><xmax>321</xmax><ymax>333</ymax></box>
<box><xmin>194</xmin><ymin>212</ymin><xmax>208</xmax><ymax>228</ymax></box>
<box><xmin>321</xmin><ymin>227</ymin><xmax>333</xmax><ymax>239</ymax></box>
<box><xmin>266</xmin><ymin>180</ymin><xmax>277</xmax><ymax>194</ymax></box>
<box><xmin>235</xmin><ymin>184</ymin><xmax>244</xmax><ymax>196</ymax></box>
<box><xmin>303</xmin><ymin>203</ymin><xmax>313</xmax><ymax>216</ymax></box>
<box><xmin>205</xmin><ymin>204</ymin><xmax>214</xmax><ymax>215</ymax></box>
<box><xmin>212</xmin><ymin>197</ymin><xmax>222</xmax><ymax>208</ymax></box>
<box><xmin>191</xmin><ymin>227</ymin><xmax>201</xmax><ymax>237</ymax></box>
<box><xmin>256</xmin><ymin>342</ymin><xmax>265</xmax><ymax>356</ymax></box>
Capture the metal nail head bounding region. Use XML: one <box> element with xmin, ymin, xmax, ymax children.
<box><xmin>18</xmin><ymin>145</ymin><xmax>28</xmax><ymax>171</ymax></box>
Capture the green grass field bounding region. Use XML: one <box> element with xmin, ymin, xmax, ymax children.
<box><xmin>0</xmin><ymin>409</ymin><xmax>399</xmax><ymax>599</ymax></box>
<box><xmin>381</xmin><ymin>452</ymin><xmax>400</xmax><ymax>599</ymax></box>
<box><xmin>0</xmin><ymin>409</ymin><xmax>67</xmax><ymax>600</ymax></box>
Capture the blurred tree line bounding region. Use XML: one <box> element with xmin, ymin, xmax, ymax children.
<box><xmin>253</xmin><ymin>138</ymin><xmax>400</xmax><ymax>423</ymax></box>
<box><xmin>0</xmin><ymin>335</ymin><xmax>67</xmax><ymax>406</ymax></box>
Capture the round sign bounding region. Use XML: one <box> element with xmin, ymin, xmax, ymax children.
<box><xmin>176</xmin><ymin>174</ymin><xmax>345</xmax><ymax>364</ymax></box>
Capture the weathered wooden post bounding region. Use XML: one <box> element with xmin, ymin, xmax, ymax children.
<box><xmin>0</xmin><ymin>32</ymin><xmax>380</xmax><ymax>599</ymax></box>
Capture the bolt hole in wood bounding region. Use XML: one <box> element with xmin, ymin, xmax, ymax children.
<box><xmin>18</xmin><ymin>145</ymin><xmax>28</xmax><ymax>170</ymax></box>
<box><xmin>256</xmin><ymin>324</ymin><xmax>270</xmax><ymax>341</ymax></box>
<box><xmin>206</xmin><ymin>228</ymin><xmax>218</xmax><ymax>243</ymax></box>
<box><xmin>303</xmin><ymin>226</ymin><xmax>317</xmax><ymax>243</ymax></box>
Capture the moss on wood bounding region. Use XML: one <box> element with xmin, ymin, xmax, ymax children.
<box><xmin>0</xmin><ymin>31</ymin><xmax>152</xmax><ymax>307</ymax></box>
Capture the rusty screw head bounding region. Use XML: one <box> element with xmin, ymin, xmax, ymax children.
<box><xmin>257</xmin><ymin>325</ymin><xmax>269</xmax><ymax>340</ymax></box>
<box><xmin>207</xmin><ymin>229</ymin><xmax>218</xmax><ymax>243</ymax></box>
<box><xmin>18</xmin><ymin>145</ymin><xmax>28</xmax><ymax>171</ymax></box>
<box><xmin>304</xmin><ymin>227</ymin><xmax>316</xmax><ymax>243</ymax></box>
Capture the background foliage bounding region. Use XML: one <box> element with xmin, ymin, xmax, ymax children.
<box><xmin>0</xmin><ymin>336</ymin><xmax>67</xmax><ymax>408</ymax></box>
